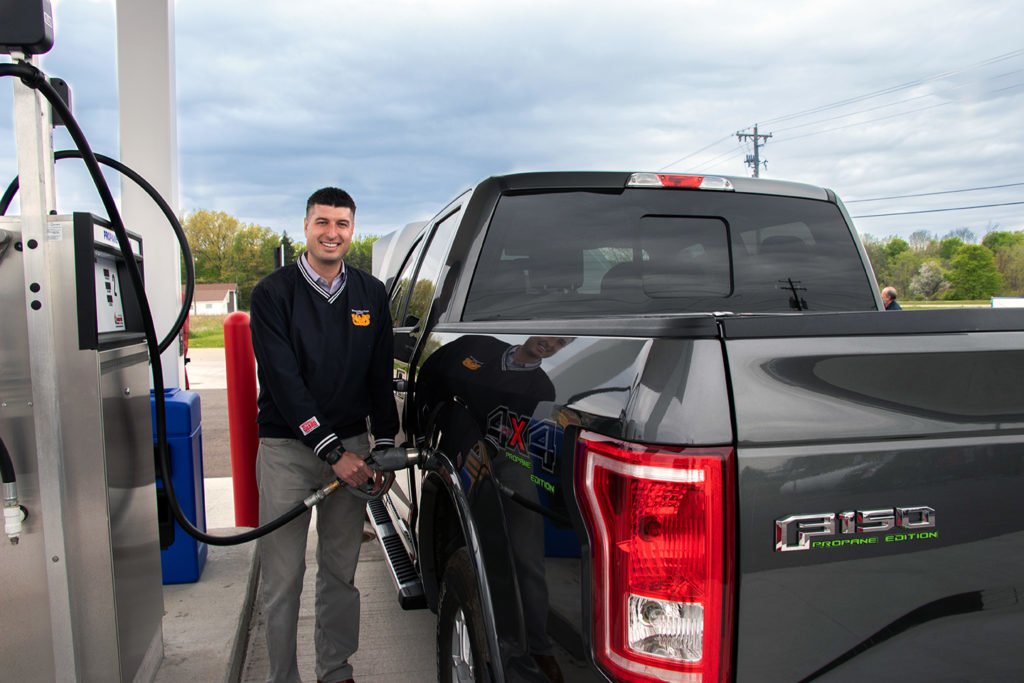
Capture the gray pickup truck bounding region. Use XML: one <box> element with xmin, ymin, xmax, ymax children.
<box><xmin>369</xmin><ymin>171</ymin><xmax>1024</xmax><ymax>683</ymax></box>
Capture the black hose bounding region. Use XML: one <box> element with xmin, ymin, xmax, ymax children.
<box><xmin>1</xmin><ymin>61</ymin><xmax>310</xmax><ymax>545</ymax></box>
<box><xmin>0</xmin><ymin>150</ymin><xmax>194</xmax><ymax>356</ymax></box>
<box><xmin>0</xmin><ymin>436</ymin><xmax>15</xmax><ymax>484</ymax></box>
<box><xmin>0</xmin><ymin>174</ymin><xmax>16</xmax><ymax>215</ymax></box>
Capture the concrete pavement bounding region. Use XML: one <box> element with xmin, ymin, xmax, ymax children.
<box><xmin>154</xmin><ymin>345</ymin><xmax>436</xmax><ymax>683</ymax></box>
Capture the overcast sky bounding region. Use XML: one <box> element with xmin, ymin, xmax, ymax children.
<box><xmin>2</xmin><ymin>0</ymin><xmax>1023</xmax><ymax>243</ymax></box>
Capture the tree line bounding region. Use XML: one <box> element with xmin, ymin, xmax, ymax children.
<box><xmin>862</xmin><ymin>228</ymin><xmax>1024</xmax><ymax>301</ymax></box>
<box><xmin>182</xmin><ymin>209</ymin><xmax>378</xmax><ymax>310</ymax></box>
<box><xmin>183</xmin><ymin>208</ymin><xmax>1024</xmax><ymax>310</ymax></box>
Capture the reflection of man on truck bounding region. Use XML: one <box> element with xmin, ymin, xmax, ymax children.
<box><xmin>417</xmin><ymin>334</ymin><xmax>572</xmax><ymax>682</ymax></box>
<box><xmin>417</xmin><ymin>335</ymin><xmax>571</xmax><ymax>463</ymax></box>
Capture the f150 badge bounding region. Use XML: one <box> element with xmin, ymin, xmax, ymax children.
<box><xmin>775</xmin><ymin>507</ymin><xmax>936</xmax><ymax>552</ymax></box>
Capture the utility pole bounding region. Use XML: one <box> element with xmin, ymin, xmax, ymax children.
<box><xmin>737</xmin><ymin>124</ymin><xmax>772</xmax><ymax>177</ymax></box>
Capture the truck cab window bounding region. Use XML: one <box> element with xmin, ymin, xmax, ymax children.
<box><xmin>464</xmin><ymin>190</ymin><xmax>874</xmax><ymax>320</ymax></box>
<box><xmin>404</xmin><ymin>208</ymin><xmax>463</xmax><ymax>327</ymax></box>
<box><xmin>389</xmin><ymin>236</ymin><xmax>425</xmax><ymax>327</ymax></box>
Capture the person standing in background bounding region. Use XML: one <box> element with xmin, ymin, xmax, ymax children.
<box><xmin>882</xmin><ymin>286</ymin><xmax>902</xmax><ymax>310</ymax></box>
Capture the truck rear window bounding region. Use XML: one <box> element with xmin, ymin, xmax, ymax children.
<box><xmin>463</xmin><ymin>189</ymin><xmax>876</xmax><ymax>320</ymax></box>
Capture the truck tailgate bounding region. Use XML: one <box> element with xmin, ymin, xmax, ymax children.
<box><xmin>721</xmin><ymin>311</ymin><xmax>1024</xmax><ymax>682</ymax></box>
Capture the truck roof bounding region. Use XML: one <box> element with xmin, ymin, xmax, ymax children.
<box><xmin>371</xmin><ymin>171</ymin><xmax>838</xmax><ymax>290</ymax></box>
<box><xmin>488</xmin><ymin>170</ymin><xmax>833</xmax><ymax>201</ymax></box>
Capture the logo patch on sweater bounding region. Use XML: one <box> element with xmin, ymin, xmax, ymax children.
<box><xmin>351</xmin><ymin>309</ymin><xmax>371</xmax><ymax>327</ymax></box>
<box><xmin>462</xmin><ymin>356</ymin><xmax>483</xmax><ymax>370</ymax></box>
<box><xmin>299</xmin><ymin>416</ymin><xmax>320</xmax><ymax>435</ymax></box>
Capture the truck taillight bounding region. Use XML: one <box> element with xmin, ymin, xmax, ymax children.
<box><xmin>575</xmin><ymin>432</ymin><xmax>734</xmax><ymax>682</ymax></box>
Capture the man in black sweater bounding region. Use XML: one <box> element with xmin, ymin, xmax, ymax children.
<box><xmin>249</xmin><ymin>187</ymin><xmax>398</xmax><ymax>683</ymax></box>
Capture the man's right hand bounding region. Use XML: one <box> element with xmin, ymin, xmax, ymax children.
<box><xmin>327</xmin><ymin>449</ymin><xmax>375</xmax><ymax>488</ymax></box>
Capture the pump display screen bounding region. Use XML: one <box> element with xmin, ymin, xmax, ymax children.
<box><xmin>94</xmin><ymin>252</ymin><xmax>126</xmax><ymax>333</ymax></box>
<box><xmin>71</xmin><ymin>213</ymin><xmax>144</xmax><ymax>350</ymax></box>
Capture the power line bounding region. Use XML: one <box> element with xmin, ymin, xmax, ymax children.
<box><xmin>846</xmin><ymin>182</ymin><xmax>1024</xmax><ymax>203</ymax></box>
<box><xmin>690</xmin><ymin>142</ymin><xmax>746</xmax><ymax>173</ymax></box>
<box><xmin>772</xmin><ymin>67</ymin><xmax>1024</xmax><ymax>135</ymax></box>
<box><xmin>772</xmin><ymin>100</ymin><xmax>953</xmax><ymax>146</ymax></box>
<box><xmin>773</xmin><ymin>79</ymin><xmax>1024</xmax><ymax>146</ymax></box>
<box><xmin>772</xmin><ymin>91</ymin><xmax>934</xmax><ymax>134</ymax></box>
<box><xmin>852</xmin><ymin>201</ymin><xmax>1024</xmax><ymax>219</ymax></box>
<box><xmin>658</xmin><ymin>134</ymin><xmax>735</xmax><ymax>171</ymax></box>
<box><xmin>661</xmin><ymin>50</ymin><xmax>1024</xmax><ymax>179</ymax></box>
<box><xmin>757</xmin><ymin>48</ymin><xmax>1024</xmax><ymax>127</ymax></box>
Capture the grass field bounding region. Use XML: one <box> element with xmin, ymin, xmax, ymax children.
<box><xmin>187</xmin><ymin>314</ymin><xmax>228</xmax><ymax>348</ymax></box>
<box><xmin>902</xmin><ymin>300</ymin><xmax>990</xmax><ymax>310</ymax></box>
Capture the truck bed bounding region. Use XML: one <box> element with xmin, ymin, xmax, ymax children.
<box><xmin>722</xmin><ymin>311</ymin><xmax>1024</xmax><ymax>682</ymax></box>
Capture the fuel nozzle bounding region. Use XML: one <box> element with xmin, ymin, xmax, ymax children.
<box><xmin>365</xmin><ymin>446</ymin><xmax>424</xmax><ymax>472</ymax></box>
<box><xmin>346</xmin><ymin>446</ymin><xmax>431</xmax><ymax>502</ymax></box>
<box><xmin>303</xmin><ymin>447</ymin><xmax>431</xmax><ymax>506</ymax></box>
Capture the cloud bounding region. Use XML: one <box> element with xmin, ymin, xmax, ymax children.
<box><xmin>2</xmin><ymin>0</ymin><xmax>1023</xmax><ymax>242</ymax></box>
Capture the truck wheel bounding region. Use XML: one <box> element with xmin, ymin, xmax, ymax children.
<box><xmin>437</xmin><ymin>547</ymin><xmax>489</xmax><ymax>683</ymax></box>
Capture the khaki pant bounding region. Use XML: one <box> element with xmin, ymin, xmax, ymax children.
<box><xmin>256</xmin><ymin>434</ymin><xmax>369</xmax><ymax>683</ymax></box>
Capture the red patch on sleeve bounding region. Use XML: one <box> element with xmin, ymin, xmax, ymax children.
<box><xmin>299</xmin><ymin>416</ymin><xmax>320</xmax><ymax>435</ymax></box>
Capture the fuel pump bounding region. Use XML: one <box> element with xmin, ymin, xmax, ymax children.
<box><xmin>1</xmin><ymin>5</ymin><xmax>420</xmax><ymax>680</ymax></box>
<box><xmin>0</xmin><ymin>65</ymin><xmax>413</xmax><ymax>549</ymax></box>
<box><xmin>0</xmin><ymin>208</ymin><xmax>163</xmax><ymax>683</ymax></box>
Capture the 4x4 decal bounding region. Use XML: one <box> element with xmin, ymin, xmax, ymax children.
<box><xmin>486</xmin><ymin>406</ymin><xmax>563</xmax><ymax>493</ymax></box>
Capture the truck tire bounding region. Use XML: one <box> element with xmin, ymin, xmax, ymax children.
<box><xmin>437</xmin><ymin>547</ymin><xmax>490</xmax><ymax>683</ymax></box>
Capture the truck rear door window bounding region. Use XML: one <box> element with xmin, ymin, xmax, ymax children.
<box><xmin>463</xmin><ymin>189</ymin><xmax>875</xmax><ymax>320</ymax></box>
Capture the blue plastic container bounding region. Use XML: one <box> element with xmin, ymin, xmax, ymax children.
<box><xmin>151</xmin><ymin>388</ymin><xmax>208</xmax><ymax>584</ymax></box>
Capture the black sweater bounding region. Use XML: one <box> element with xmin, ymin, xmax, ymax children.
<box><xmin>249</xmin><ymin>260</ymin><xmax>398</xmax><ymax>459</ymax></box>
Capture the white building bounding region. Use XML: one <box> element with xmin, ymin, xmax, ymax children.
<box><xmin>190</xmin><ymin>283</ymin><xmax>238</xmax><ymax>315</ymax></box>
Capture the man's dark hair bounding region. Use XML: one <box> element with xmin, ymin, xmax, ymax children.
<box><xmin>306</xmin><ymin>187</ymin><xmax>356</xmax><ymax>215</ymax></box>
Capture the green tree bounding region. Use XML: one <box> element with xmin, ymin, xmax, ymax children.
<box><xmin>184</xmin><ymin>209</ymin><xmax>241</xmax><ymax>282</ymax></box>
<box><xmin>861</xmin><ymin>235</ymin><xmax>887</xmax><ymax>285</ymax></box>
<box><xmin>345</xmin><ymin>234</ymin><xmax>379</xmax><ymax>273</ymax></box>
<box><xmin>946</xmin><ymin>244</ymin><xmax>1002</xmax><ymax>299</ymax></box>
<box><xmin>183</xmin><ymin>209</ymin><xmax>280</xmax><ymax>308</ymax></box>
<box><xmin>884</xmin><ymin>237</ymin><xmax>910</xmax><ymax>260</ymax></box>
<box><xmin>997</xmin><ymin>243</ymin><xmax>1024</xmax><ymax>295</ymax></box>
<box><xmin>230</xmin><ymin>225</ymin><xmax>280</xmax><ymax>308</ymax></box>
<box><xmin>887</xmin><ymin>249</ymin><xmax>922</xmax><ymax>298</ymax></box>
<box><xmin>279</xmin><ymin>231</ymin><xmax>298</xmax><ymax>266</ymax></box>
<box><xmin>981</xmin><ymin>230</ymin><xmax>1024</xmax><ymax>253</ymax></box>
<box><xmin>938</xmin><ymin>236</ymin><xmax>964</xmax><ymax>261</ymax></box>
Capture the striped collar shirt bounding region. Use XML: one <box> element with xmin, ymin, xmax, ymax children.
<box><xmin>299</xmin><ymin>253</ymin><xmax>346</xmax><ymax>296</ymax></box>
<box><xmin>502</xmin><ymin>345</ymin><xmax>541</xmax><ymax>371</ymax></box>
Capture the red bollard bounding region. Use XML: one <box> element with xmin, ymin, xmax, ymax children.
<box><xmin>224</xmin><ymin>311</ymin><xmax>259</xmax><ymax>528</ymax></box>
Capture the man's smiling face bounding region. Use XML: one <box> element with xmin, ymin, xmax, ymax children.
<box><xmin>303</xmin><ymin>203</ymin><xmax>354</xmax><ymax>277</ymax></box>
